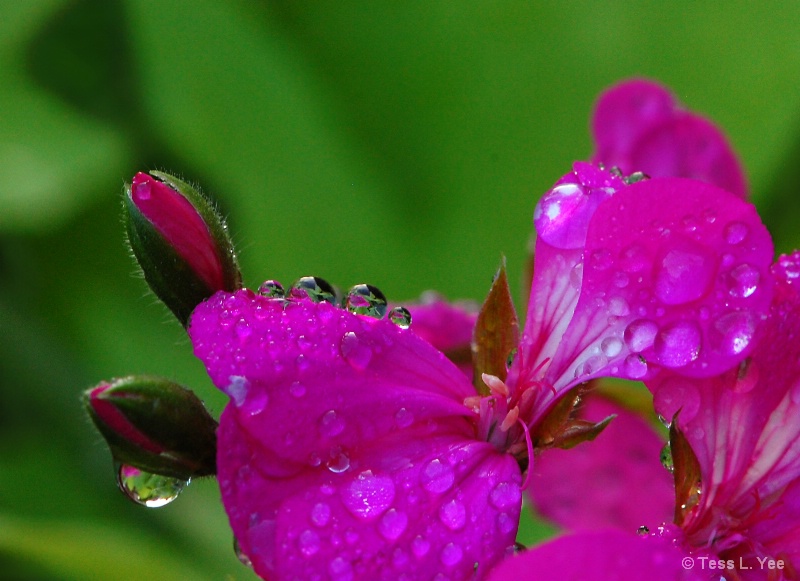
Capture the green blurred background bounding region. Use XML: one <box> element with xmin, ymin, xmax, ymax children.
<box><xmin>2</xmin><ymin>1</ymin><xmax>800</xmax><ymax>579</ymax></box>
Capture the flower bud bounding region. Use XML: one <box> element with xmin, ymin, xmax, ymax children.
<box><xmin>124</xmin><ymin>171</ymin><xmax>241</xmax><ymax>326</ymax></box>
<box><xmin>84</xmin><ymin>376</ymin><xmax>218</xmax><ymax>480</ymax></box>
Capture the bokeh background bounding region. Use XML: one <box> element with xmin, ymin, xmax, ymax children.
<box><xmin>3</xmin><ymin>1</ymin><xmax>800</xmax><ymax>579</ymax></box>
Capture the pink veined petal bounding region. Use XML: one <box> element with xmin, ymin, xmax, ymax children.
<box><xmin>189</xmin><ymin>291</ymin><xmax>522</xmax><ymax>580</ymax></box>
<box><xmin>648</xmin><ymin>252</ymin><xmax>800</xmax><ymax>561</ymax></box>
<box><xmin>592</xmin><ymin>79</ymin><xmax>677</xmax><ymax>164</ymax></box>
<box><xmin>591</xmin><ymin>79</ymin><xmax>748</xmax><ymax>199</ymax></box>
<box><xmin>486</xmin><ymin>529</ymin><xmax>709</xmax><ymax>581</ymax></box>
<box><xmin>547</xmin><ymin>177</ymin><xmax>773</xmax><ymax>391</ymax></box>
<box><xmin>529</xmin><ymin>395</ymin><xmax>673</xmax><ymax>532</ymax></box>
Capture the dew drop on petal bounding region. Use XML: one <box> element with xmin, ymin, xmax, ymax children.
<box><xmin>637</xmin><ymin>525</ymin><xmax>650</xmax><ymax>536</ymax></box>
<box><xmin>379</xmin><ymin>508</ymin><xmax>408</xmax><ymax>541</ymax></box>
<box><xmin>345</xmin><ymin>284</ymin><xmax>388</xmax><ymax>318</ymax></box>
<box><xmin>319</xmin><ymin>409</ymin><xmax>346</xmax><ymax>438</ymax></box>
<box><xmin>440</xmin><ymin>543</ymin><xmax>464</xmax><ymax>567</ymax></box>
<box><xmin>623</xmin><ymin>354</ymin><xmax>648</xmax><ymax>379</ymax></box>
<box><xmin>660</xmin><ymin>442</ymin><xmax>674</xmax><ymax>473</ymax></box>
<box><xmin>328</xmin><ymin>557</ymin><xmax>353</xmax><ymax>581</ymax></box>
<box><xmin>326</xmin><ymin>450</ymin><xmax>351</xmax><ymax>474</ymax></box>
<box><xmin>341</xmin><ymin>471</ymin><xmax>395</xmax><ymax>521</ymax></box>
<box><xmin>226</xmin><ymin>375</ymin><xmax>250</xmax><ymax>407</ymax></box>
<box><xmin>496</xmin><ymin>512</ymin><xmax>516</xmax><ymax>535</ymax></box>
<box><xmin>624</xmin><ymin>319</ymin><xmax>658</xmax><ymax>352</ymax></box>
<box><xmin>395</xmin><ymin>407</ymin><xmax>414</xmax><ymax>429</ymax></box>
<box><xmin>654</xmin><ymin>245</ymin><xmax>715</xmax><ymax>305</ymax></box>
<box><xmin>289</xmin><ymin>381</ymin><xmax>307</xmax><ymax>398</ymax></box>
<box><xmin>439</xmin><ymin>499</ymin><xmax>467</xmax><ymax>531</ymax></box>
<box><xmin>724</xmin><ymin>222</ymin><xmax>749</xmax><ymax>245</ymax></box>
<box><xmin>298</xmin><ymin>529</ymin><xmax>321</xmax><ymax>557</ymax></box>
<box><xmin>258</xmin><ymin>279</ymin><xmax>285</xmax><ymax>298</ymax></box>
<box><xmin>727</xmin><ymin>264</ymin><xmax>760</xmax><ymax>299</ymax></box>
<box><xmin>388</xmin><ymin>306</ymin><xmax>412</xmax><ymax>328</ymax></box>
<box><xmin>711</xmin><ymin>311</ymin><xmax>755</xmax><ymax>356</ymax></box>
<box><xmin>654</xmin><ymin>321</ymin><xmax>702</xmax><ymax>368</ymax></box>
<box><xmin>608</xmin><ymin>296</ymin><xmax>630</xmax><ymax>316</ymax></box>
<box><xmin>116</xmin><ymin>464</ymin><xmax>188</xmax><ymax>508</ymax></box>
<box><xmin>340</xmin><ymin>331</ymin><xmax>372</xmax><ymax>371</ymax></box>
<box><xmin>489</xmin><ymin>482</ymin><xmax>522</xmax><ymax>510</ymax></box>
<box><xmin>412</xmin><ymin>536</ymin><xmax>431</xmax><ymax>558</ymax></box>
<box><xmin>732</xmin><ymin>359</ymin><xmax>759</xmax><ymax>394</ymax></box>
<box><xmin>311</xmin><ymin>502</ymin><xmax>331</xmax><ymax>527</ymax></box>
<box><xmin>289</xmin><ymin>276</ymin><xmax>337</xmax><ymax>304</ymax></box>
<box><xmin>420</xmin><ymin>459</ymin><xmax>455</xmax><ymax>494</ymax></box>
<box><xmin>601</xmin><ymin>336</ymin><xmax>624</xmax><ymax>358</ymax></box>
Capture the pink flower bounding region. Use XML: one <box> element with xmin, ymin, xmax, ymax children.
<box><xmin>592</xmin><ymin>78</ymin><xmax>748</xmax><ymax>199</ymax></box>
<box><xmin>187</xmin><ymin>164</ymin><xmax>773</xmax><ymax>579</ymax></box>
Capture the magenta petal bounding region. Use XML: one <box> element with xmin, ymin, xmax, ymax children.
<box><xmin>189</xmin><ymin>291</ymin><xmax>522</xmax><ymax>579</ymax></box>
<box><xmin>550</xmin><ymin>177</ymin><xmax>773</xmax><ymax>385</ymax></box>
<box><xmin>530</xmin><ymin>396</ymin><xmax>673</xmax><ymax>532</ymax></box>
<box><xmin>486</xmin><ymin>529</ymin><xmax>708</xmax><ymax>581</ymax></box>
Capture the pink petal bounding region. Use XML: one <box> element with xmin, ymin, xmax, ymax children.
<box><xmin>530</xmin><ymin>395</ymin><xmax>674</xmax><ymax>532</ymax></box>
<box><xmin>486</xmin><ymin>529</ymin><xmax>709</xmax><ymax>581</ymax></box>
<box><xmin>189</xmin><ymin>291</ymin><xmax>522</xmax><ymax>579</ymax></box>
<box><xmin>592</xmin><ymin>79</ymin><xmax>748</xmax><ymax>199</ymax></box>
<box><xmin>648</xmin><ymin>252</ymin><xmax>800</xmax><ymax>556</ymax></box>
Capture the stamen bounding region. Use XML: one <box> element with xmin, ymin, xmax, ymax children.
<box><xmin>482</xmin><ymin>373</ymin><xmax>510</xmax><ymax>397</ymax></box>
<box><xmin>500</xmin><ymin>406</ymin><xmax>520</xmax><ymax>432</ymax></box>
<box><xmin>517</xmin><ymin>418</ymin><xmax>534</xmax><ymax>492</ymax></box>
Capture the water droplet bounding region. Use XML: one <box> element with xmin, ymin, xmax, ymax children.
<box><xmin>711</xmin><ymin>311</ymin><xmax>755</xmax><ymax>356</ymax></box>
<box><xmin>395</xmin><ymin>408</ymin><xmax>414</xmax><ymax>429</ymax></box>
<box><xmin>654</xmin><ymin>245</ymin><xmax>715</xmax><ymax>305</ymax></box>
<box><xmin>420</xmin><ymin>459</ymin><xmax>454</xmax><ymax>494</ymax></box>
<box><xmin>289</xmin><ymin>276</ymin><xmax>337</xmax><ymax>304</ymax></box>
<box><xmin>388</xmin><ymin>306</ymin><xmax>412</xmax><ymax>328</ymax></box>
<box><xmin>298</xmin><ymin>529</ymin><xmax>320</xmax><ymax>557</ymax></box>
<box><xmin>724</xmin><ymin>222</ymin><xmax>748</xmax><ymax>245</ymax></box>
<box><xmin>258</xmin><ymin>279</ymin><xmax>285</xmax><ymax>298</ymax></box>
<box><xmin>727</xmin><ymin>264</ymin><xmax>760</xmax><ymax>298</ymax></box>
<box><xmin>328</xmin><ymin>557</ymin><xmax>353</xmax><ymax>580</ymax></box>
<box><xmin>289</xmin><ymin>381</ymin><xmax>306</xmax><ymax>398</ymax></box>
<box><xmin>311</xmin><ymin>503</ymin><xmax>331</xmax><ymax>527</ymax></box>
<box><xmin>489</xmin><ymin>482</ymin><xmax>522</xmax><ymax>510</ymax></box>
<box><xmin>439</xmin><ymin>499</ymin><xmax>466</xmax><ymax>531</ymax></box>
<box><xmin>654</xmin><ymin>321</ymin><xmax>702</xmax><ymax>368</ymax></box>
<box><xmin>497</xmin><ymin>512</ymin><xmax>516</xmax><ymax>535</ymax></box>
<box><xmin>600</xmin><ymin>336</ymin><xmax>624</xmax><ymax>358</ymax></box>
<box><xmin>613</xmin><ymin>272</ymin><xmax>630</xmax><ymax>289</ymax></box>
<box><xmin>345</xmin><ymin>284</ymin><xmax>388</xmax><ymax>318</ymax></box>
<box><xmin>319</xmin><ymin>409</ymin><xmax>346</xmax><ymax>439</ymax></box>
<box><xmin>440</xmin><ymin>543</ymin><xmax>463</xmax><ymax>567</ymax></box>
<box><xmin>637</xmin><ymin>525</ymin><xmax>650</xmax><ymax>536</ymax></box>
<box><xmin>341</xmin><ymin>470</ymin><xmax>395</xmax><ymax>521</ymax></box>
<box><xmin>412</xmin><ymin>536</ymin><xmax>430</xmax><ymax>558</ymax></box>
<box><xmin>116</xmin><ymin>464</ymin><xmax>188</xmax><ymax>507</ymax></box>
<box><xmin>608</xmin><ymin>296</ymin><xmax>630</xmax><ymax>316</ymax></box>
<box><xmin>657</xmin><ymin>414</ymin><xmax>671</xmax><ymax>428</ymax></box>
<box><xmin>326</xmin><ymin>450</ymin><xmax>351</xmax><ymax>474</ymax></box>
<box><xmin>233</xmin><ymin>537</ymin><xmax>253</xmax><ymax>569</ymax></box>
<box><xmin>624</xmin><ymin>319</ymin><xmax>658</xmax><ymax>352</ymax></box>
<box><xmin>379</xmin><ymin>508</ymin><xmax>408</xmax><ymax>540</ymax></box>
<box><xmin>569</xmin><ymin>262</ymin><xmax>584</xmax><ymax>289</ymax></box>
<box><xmin>660</xmin><ymin>442</ymin><xmax>674</xmax><ymax>473</ymax></box>
<box><xmin>623</xmin><ymin>354</ymin><xmax>648</xmax><ymax>379</ymax></box>
<box><xmin>225</xmin><ymin>375</ymin><xmax>250</xmax><ymax>407</ymax></box>
<box><xmin>732</xmin><ymin>359</ymin><xmax>759</xmax><ymax>394</ymax></box>
<box><xmin>339</xmin><ymin>331</ymin><xmax>372</xmax><ymax>370</ymax></box>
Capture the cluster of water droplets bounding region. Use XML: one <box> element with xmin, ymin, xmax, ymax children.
<box><xmin>256</xmin><ymin>276</ymin><xmax>412</xmax><ymax>328</ymax></box>
<box><xmin>115</xmin><ymin>463</ymin><xmax>189</xmax><ymax>508</ymax></box>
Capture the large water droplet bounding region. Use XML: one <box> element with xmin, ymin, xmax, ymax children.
<box><xmin>326</xmin><ymin>450</ymin><xmax>351</xmax><ymax>474</ymax></box>
<box><xmin>496</xmin><ymin>512</ymin><xmax>516</xmax><ymax>535</ymax></box>
<box><xmin>379</xmin><ymin>508</ymin><xmax>408</xmax><ymax>540</ymax></box>
<box><xmin>328</xmin><ymin>557</ymin><xmax>353</xmax><ymax>580</ymax></box>
<box><xmin>298</xmin><ymin>529</ymin><xmax>321</xmax><ymax>557</ymax></box>
<box><xmin>395</xmin><ymin>408</ymin><xmax>414</xmax><ymax>429</ymax></box>
<box><xmin>340</xmin><ymin>332</ymin><xmax>372</xmax><ymax>370</ymax></box>
<box><xmin>311</xmin><ymin>502</ymin><xmax>331</xmax><ymax>527</ymax></box>
<box><xmin>608</xmin><ymin>296</ymin><xmax>630</xmax><ymax>317</ymax></box>
<box><xmin>489</xmin><ymin>482</ymin><xmax>522</xmax><ymax>510</ymax></box>
<box><xmin>533</xmin><ymin>183</ymin><xmax>590</xmax><ymax>249</ymax></box>
<box><xmin>226</xmin><ymin>375</ymin><xmax>250</xmax><ymax>407</ymax></box>
<box><xmin>341</xmin><ymin>470</ymin><xmax>395</xmax><ymax>521</ymax></box>
<box><xmin>388</xmin><ymin>306</ymin><xmax>412</xmax><ymax>328</ymax></box>
<box><xmin>624</xmin><ymin>319</ymin><xmax>658</xmax><ymax>352</ymax></box>
<box><xmin>412</xmin><ymin>536</ymin><xmax>431</xmax><ymax>558</ymax></box>
<box><xmin>727</xmin><ymin>264</ymin><xmax>760</xmax><ymax>298</ymax></box>
<box><xmin>345</xmin><ymin>284</ymin><xmax>388</xmax><ymax>318</ymax></box>
<box><xmin>420</xmin><ymin>459</ymin><xmax>455</xmax><ymax>494</ymax></box>
<box><xmin>654</xmin><ymin>321</ymin><xmax>702</xmax><ymax>368</ymax></box>
<box><xmin>724</xmin><ymin>222</ymin><xmax>748</xmax><ymax>245</ymax></box>
<box><xmin>660</xmin><ymin>442</ymin><xmax>674</xmax><ymax>473</ymax></box>
<box><xmin>440</xmin><ymin>543</ymin><xmax>464</xmax><ymax>567</ymax></box>
<box><xmin>623</xmin><ymin>353</ymin><xmax>648</xmax><ymax>379</ymax></box>
<box><xmin>258</xmin><ymin>279</ymin><xmax>285</xmax><ymax>298</ymax></box>
<box><xmin>289</xmin><ymin>276</ymin><xmax>337</xmax><ymax>304</ymax></box>
<box><xmin>116</xmin><ymin>464</ymin><xmax>188</xmax><ymax>508</ymax></box>
<box><xmin>711</xmin><ymin>311</ymin><xmax>755</xmax><ymax>356</ymax></box>
<box><xmin>319</xmin><ymin>410</ymin><xmax>346</xmax><ymax>438</ymax></box>
<box><xmin>439</xmin><ymin>499</ymin><xmax>466</xmax><ymax>531</ymax></box>
<box><xmin>654</xmin><ymin>244</ymin><xmax>715</xmax><ymax>305</ymax></box>
<box><xmin>601</xmin><ymin>336</ymin><xmax>624</xmax><ymax>358</ymax></box>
